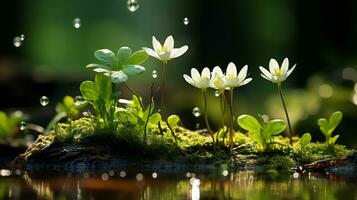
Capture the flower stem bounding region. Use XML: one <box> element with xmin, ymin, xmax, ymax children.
<box><xmin>124</xmin><ymin>82</ymin><xmax>144</xmax><ymax>110</ymax></box>
<box><xmin>217</xmin><ymin>91</ymin><xmax>226</xmax><ymax>145</ymax></box>
<box><xmin>143</xmin><ymin>82</ymin><xmax>155</xmax><ymax>143</ymax></box>
<box><xmin>159</xmin><ymin>62</ymin><xmax>177</xmax><ymax>142</ymax></box>
<box><xmin>277</xmin><ymin>83</ymin><xmax>293</xmax><ymax>144</ymax></box>
<box><xmin>228</xmin><ymin>88</ymin><xmax>235</xmax><ymax>152</ymax></box>
<box><xmin>203</xmin><ymin>90</ymin><xmax>215</xmax><ymax>146</ymax></box>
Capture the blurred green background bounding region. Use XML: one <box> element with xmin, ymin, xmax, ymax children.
<box><xmin>0</xmin><ymin>0</ymin><xmax>356</xmax><ymax>147</ymax></box>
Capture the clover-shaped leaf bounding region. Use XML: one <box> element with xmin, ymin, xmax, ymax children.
<box><xmin>237</xmin><ymin>114</ymin><xmax>261</xmax><ymax>132</ymax></box>
<box><xmin>117</xmin><ymin>47</ymin><xmax>132</xmax><ymax>66</ymax></box>
<box><xmin>168</xmin><ymin>115</ymin><xmax>180</xmax><ymax>129</ymax></box>
<box><xmin>299</xmin><ymin>133</ymin><xmax>311</xmax><ymax>149</ymax></box>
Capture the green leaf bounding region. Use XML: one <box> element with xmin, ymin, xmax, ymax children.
<box><xmin>86</xmin><ymin>63</ymin><xmax>111</xmax><ymax>70</ymax></box>
<box><xmin>167</xmin><ymin>115</ymin><xmax>180</xmax><ymax>128</ymax></box>
<box><xmin>94</xmin><ymin>49</ymin><xmax>116</xmax><ymax>66</ymax></box>
<box><xmin>93</xmin><ymin>68</ymin><xmax>111</xmax><ymax>73</ymax></box>
<box><xmin>63</xmin><ymin>96</ymin><xmax>75</xmax><ymax>108</ymax></box>
<box><xmin>237</xmin><ymin>115</ymin><xmax>261</xmax><ymax>132</ymax></box>
<box><xmin>329</xmin><ymin>135</ymin><xmax>339</xmax><ymax>144</ymax></box>
<box><xmin>249</xmin><ymin>131</ymin><xmax>265</xmax><ymax>147</ymax></box>
<box><xmin>317</xmin><ymin>118</ymin><xmax>329</xmax><ymax>135</ymax></box>
<box><xmin>117</xmin><ymin>47</ymin><xmax>132</xmax><ymax>66</ymax></box>
<box><xmin>80</xmin><ymin>81</ymin><xmax>99</xmax><ymax>101</ymax></box>
<box><xmin>95</xmin><ymin>74</ymin><xmax>112</xmax><ymax>102</ymax></box>
<box><xmin>142</xmin><ymin>100</ymin><xmax>155</xmax><ymax>120</ymax></box>
<box><xmin>109</xmin><ymin>71</ymin><xmax>128</xmax><ymax>84</ymax></box>
<box><xmin>149</xmin><ymin>113</ymin><xmax>161</xmax><ymax>124</ymax></box>
<box><xmin>264</xmin><ymin>119</ymin><xmax>286</xmax><ymax>135</ymax></box>
<box><xmin>299</xmin><ymin>133</ymin><xmax>312</xmax><ymax>149</ymax></box>
<box><xmin>329</xmin><ymin>111</ymin><xmax>343</xmax><ymax>130</ymax></box>
<box><xmin>126</xmin><ymin>50</ymin><xmax>149</xmax><ymax>65</ymax></box>
<box><xmin>122</xmin><ymin>65</ymin><xmax>146</xmax><ymax>77</ymax></box>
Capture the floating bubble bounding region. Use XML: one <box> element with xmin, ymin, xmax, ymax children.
<box><xmin>186</xmin><ymin>172</ymin><xmax>192</xmax><ymax>178</ymax></box>
<box><xmin>127</xmin><ymin>0</ymin><xmax>139</xmax><ymax>12</ymax></box>
<box><xmin>318</xmin><ymin>84</ymin><xmax>333</xmax><ymax>99</ymax></box>
<box><xmin>119</xmin><ymin>171</ymin><xmax>126</xmax><ymax>178</ymax></box>
<box><xmin>20</xmin><ymin>34</ymin><xmax>25</xmax><ymax>41</ymax></box>
<box><xmin>13</xmin><ymin>36</ymin><xmax>22</xmax><ymax>47</ymax></box>
<box><xmin>152</xmin><ymin>172</ymin><xmax>158</xmax><ymax>179</ymax></box>
<box><xmin>152</xmin><ymin>70</ymin><xmax>158</xmax><ymax>79</ymax></box>
<box><xmin>75</xmin><ymin>96</ymin><xmax>85</xmax><ymax>106</ymax></box>
<box><xmin>214</xmin><ymin>90</ymin><xmax>220</xmax><ymax>97</ymax></box>
<box><xmin>192</xmin><ymin>107</ymin><xmax>201</xmax><ymax>117</ymax></box>
<box><xmin>40</xmin><ymin>96</ymin><xmax>49</xmax><ymax>106</ymax></box>
<box><xmin>101</xmin><ymin>173</ymin><xmax>109</xmax><ymax>181</ymax></box>
<box><xmin>183</xmin><ymin>17</ymin><xmax>189</xmax><ymax>25</ymax></box>
<box><xmin>19</xmin><ymin>121</ymin><xmax>26</xmax><ymax>131</ymax></box>
<box><xmin>222</xmin><ymin>170</ymin><xmax>229</xmax><ymax>177</ymax></box>
<box><xmin>136</xmin><ymin>173</ymin><xmax>144</xmax><ymax>181</ymax></box>
<box><xmin>109</xmin><ymin>170</ymin><xmax>115</xmax><ymax>176</ymax></box>
<box><xmin>73</xmin><ymin>18</ymin><xmax>81</xmax><ymax>29</ymax></box>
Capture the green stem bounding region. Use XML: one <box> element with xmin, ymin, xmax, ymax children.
<box><xmin>217</xmin><ymin>90</ymin><xmax>226</xmax><ymax>145</ymax></box>
<box><xmin>124</xmin><ymin>82</ymin><xmax>144</xmax><ymax>110</ymax></box>
<box><xmin>160</xmin><ymin>62</ymin><xmax>177</xmax><ymax>142</ymax></box>
<box><xmin>144</xmin><ymin>82</ymin><xmax>155</xmax><ymax>143</ymax></box>
<box><xmin>229</xmin><ymin>88</ymin><xmax>234</xmax><ymax>152</ymax></box>
<box><xmin>203</xmin><ymin>90</ymin><xmax>215</xmax><ymax>145</ymax></box>
<box><xmin>277</xmin><ymin>83</ymin><xmax>293</xmax><ymax>144</ymax></box>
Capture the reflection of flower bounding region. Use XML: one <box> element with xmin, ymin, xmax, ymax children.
<box><xmin>183</xmin><ymin>67</ymin><xmax>211</xmax><ymax>90</ymax></box>
<box><xmin>223</xmin><ymin>62</ymin><xmax>252</xmax><ymax>88</ymax></box>
<box><xmin>142</xmin><ymin>35</ymin><xmax>188</xmax><ymax>62</ymax></box>
<box><xmin>259</xmin><ymin>58</ymin><xmax>296</xmax><ymax>83</ymax></box>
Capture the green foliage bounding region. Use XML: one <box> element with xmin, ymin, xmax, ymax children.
<box><xmin>317</xmin><ymin>111</ymin><xmax>342</xmax><ymax>144</ymax></box>
<box><xmin>0</xmin><ymin>111</ymin><xmax>25</xmax><ymax>139</ymax></box>
<box><xmin>237</xmin><ymin>114</ymin><xmax>286</xmax><ymax>148</ymax></box>
<box><xmin>86</xmin><ymin>47</ymin><xmax>148</xmax><ymax>84</ymax></box>
<box><xmin>299</xmin><ymin>133</ymin><xmax>311</xmax><ymax>149</ymax></box>
<box><xmin>167</xmin><ymin>115</ymin><xmax>180</xmax><ymax>129</ymax></box>
<box><xmin>80</xmin><ymin>74</ymin><xmax>119</xmax><ymax>130</ymax></box>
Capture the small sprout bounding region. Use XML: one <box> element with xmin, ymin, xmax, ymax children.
<box><xmin>317</xmin><ymin>111</ymin><xmax>343</xmax><ymax>145</ymax></box>
<box><xmin>299</xmin><ymin>133</ymin><xmax>312</xmax><ymax>149</ymax></box>
<box><xmin>167</xmin><ymin>115</ymin><xmax>180</xmax><ymax>129</ymax></box>
<box><xmin>238</xmin><ymin>114</ymin><xmax>286</xmax><ymax>148</ymax></box>
<box><xmin>142</xmin><ymin>35</ymin><xmax>188</xmax><ymax>62</ymax></box>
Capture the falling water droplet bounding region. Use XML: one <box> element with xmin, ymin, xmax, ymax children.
<box><xmin>40</xmin><ymin>96</ymin><xmax>49</xmax><ymax>106</ymax></box>
<box><xmin>20</xmin><ymin>34</ymin><xmax>25</xmax><ymax>41</ymax></box>
<box><xmin>119</xmin><ymin>171</ymin><xmax>126</xmax><ymax>178</ymax></box>
<box><xmin>192</xmin><ymin>107</ymin><xmax>201</xmax><ymax>117</ymax></box>
<box><xmin>19</xmin><ymin>121</ymin><xmax>26</xmax><ymax>131</ymax></box>
<box><xmin>75</xmin><ymin>96</ymin><xmax>85</xmax><ymax>106</ymax></box>
<box><xmin>127</xmin><ymin>0</ymin><xmax>139</xmax><ymax>12</ymax></box>
<box><xmin>214</xmin><ymin>90</ymin><xmax>220</xmax><ymax>97</ymax></box>
<box><xmin>183</xmin><ymin>17</ymin><xmax>189</xmax><ymax>25</ymax></box>
<box><xmin>152</xmin><ymin>70</ymin><xmax>158</xmax><ymax>79</ymax></box>
<box><xmin>152</xmin><ymin>172</ymin><xmax>158</xmax><ymax>179</ymax></box>
<box><xmin>73</xmin><ymin>18</ymin><xmax>81</xmax><ymax>29</ymax></box>
<box><xmin>13</xmin><ymin>36</ymin><xmax>22</xmax><ymax>47</ymax></box>
<box><xmin>136</xmin><ymin>173</ymin><xmax>144</xmax><ymax>181</ymax></box>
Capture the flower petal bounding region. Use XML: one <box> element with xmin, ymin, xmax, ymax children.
<box><xmin>170</xmin><ymin>45</ymin><xmax>188</xmax><ymax>59</ymax></box>
<box><xmin>152</xmin><ymin>36</ymin><xmax>162</xmax><ymax>52</ymax></box>
<box><xmin>163</xmin><ymin>35</ymin><xmax>174</xmax><ymax>51</ymax></box>
<box><xmin>212</xmin><ymin>66</ymin><xmax>223</xmax><ymax>76</ymax></box>
<box><xmin>269</xmin><ymin>58</ymin><xmax>279</xmax><ymax>73</ymax></box>
<box><xmin>237</xmin><ymin>65</ymin><xmax>248</xmax><ymax>81</ymax></box>
<box><xmin>260</xmin><ymin>74</ymin><xmax>271</xmax><ymax>82</ymax></box>
<box><xmin>201</xmin><ymin>67</ymin><xmax>211</xmax><ymax>79</ymax></box>
<box><xmin>239</xmin><ymin>78</ymin><xmax>252</xmax><ymax>86</ymax></box>
<box><xmin>191</xmin><ymin>68</ymin><xmax>201</xmax><ymax>82</ymax></box>
<box><xmin>281</xmin><ymin>58</ymin><xmax>289</xmax><ymax>75</ymax></box>
<box><xmin>226</xmin><ymin>62</ymin><xmax>237</xmax><ymax>78</ymax></box>
<box><xmin>183</xmin><ymin>74</ymin><xmax>196</xmax><ymax>87</ymax></box>
<box><xmin>287</xmin><ymin>64</ymin><xmax>296</xmax><ymax>77</ymax></box>
<box><xmin>142</xmin><ymin>47</ymin><xmax>160</xmax><ymax>59</ymax></box>
<box><xmin>259</xmin><ymin>66</ymin><xmax>272</xmax><ymax>79</ymax></box>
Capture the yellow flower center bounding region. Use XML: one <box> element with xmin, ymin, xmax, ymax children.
<box><xmin>274</xmin><ymin>68</ymin><xmax>282</xmax><ymax>76</ymax></box>
<box><xmin>160</xmin><ymin>46</ymin><xmax>168</xmax><ymax>52</ymax></box>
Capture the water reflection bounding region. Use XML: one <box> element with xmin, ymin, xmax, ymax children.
<box><xmin>0</xmin><ymin>170</ymin><xmax>355</xmax><ymax>199</ymax></box>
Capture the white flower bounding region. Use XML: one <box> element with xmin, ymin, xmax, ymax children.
<box><xmin>142</xmin><ymin>35</ymin><xmax>188</xmax><ymax>62</ymax></box>
<box><xmin>259</xmin><ymin>58</ymin><xmax>296</xmax><ymax>83</ymax></box>
<box><xmin>223</xmin><ymin>62</ymin><xmax>252</xmax><ymax>88</ymax></box>
<box><xmin>210</xmin><ymin>66</ymin><xmax>226</xmax><ymax>90</ymax></box>
<box><xmin>183</xmin><ymin>67</ymin><xmax>211</xmax><ymax>90</ymax></box>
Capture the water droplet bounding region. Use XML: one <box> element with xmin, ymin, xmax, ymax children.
<box><xmin>222</xmin><ymin>170</ymin><xmax>229</xmax><ymax>176</ymax></box>
<box><xmin>186</xmin><ymin>172</ymin><xmax>192</xmax><ymax>178</ymax></box>
<box><xmin>19</xmin><ymin>121</ymin><xmax>26</xmax><ymax>131</ymax></box>
<box><xmin>183</xmin><ymin>17</ymin><xmax>189</xmax><ymax>25</ymax></box>
<box><xmin>109</xmin><ymin>170</ymin><xmax>115</xmax><ymax>176</ymax></box>
<box><xmin>119</xmin><ymin>171</ymin><xmax>126</xmax><ymax>177</ymax></box>
<box><xmin>293</xmin><ymin>172</ymin><xmax>299</xmax><ymax>179</ymax></box>
<box><xmin>13</xmin><ymin>36</ymin><xmax>22</xmax><ymax>47</ymax></box>
<box><xmin>152</xmin><ymin>172</ymin><xmax>158</xmax><ymax>179</ymax></box>
<box><xmin>214</xmin><ymin>90</ymin><xmax>220</xmax><ymax>97</ymax></box>
<box><xmin>101</xmin><ymin>173</ymin><xmax>109</xmax><ymax>181</ymax></box>
<box><xmin>75</xmin><ymin>96</ymin><xmax>85</xmax><ymax>106</ymax></box>
<box><xmin>73</xmin><ymin>18</ymin><xmax>81</xmax><ymax>29</ymax></box>
<box><xmin>20</xmin><ymin>34</ymin><xmax>25</xmax><ymax>41</ymax></box>
<box><xmin>136</xmin><ymin>173</ymin><xmax>144</xmax><ymax>181</ymax></box>
<box><xmin>40</xmin><ymin>96</ymin><xmax>49</xmax><ymax>106</ymax></box>
<box><xmin>192</xmin><ymin>107</ymin><xmax>201</xmax><ymax>117</ymax></box>
<box><xmin>152</xmin><ymin>70</ymin><xmax>158</xmax><ymax>79</ymax></box>
<box><xmin>0</xmin><ymin>169</ymin><xmax>11</xmax><ymax>177</ymax></box>
<box><xmin>127</xmin><ymin>0</ymin><xmax>139</xmax><ymax>12</ymax></box>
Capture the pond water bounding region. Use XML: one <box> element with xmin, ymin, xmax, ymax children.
<box><xmin>0</xmin><ymin>170</ymin><xmax>356</xmax><ymax>200</ymax></box>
